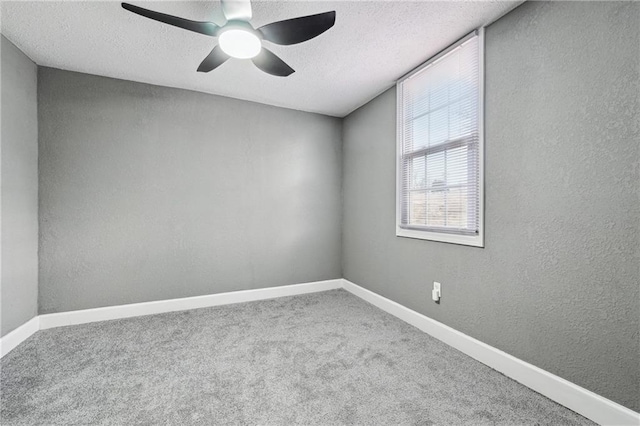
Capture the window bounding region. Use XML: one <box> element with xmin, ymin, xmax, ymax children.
<box><xmin>396</xmin><ymin>29</ymin><xmax>484</xmax><ymax>247</ymax></box>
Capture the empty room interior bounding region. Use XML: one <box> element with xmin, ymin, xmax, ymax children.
<box><xmin>1</xmin><ymin>0</ymin><xmax>638</xmax><ymax>424</ymax></box>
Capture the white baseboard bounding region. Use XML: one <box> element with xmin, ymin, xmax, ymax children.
<box><xmin>1</xmin><ymin>279</ymin><xmax>342</xmax><ymax>358</ymax></box>
<box><xmin>39</xmin><ymin>279</ymin><xmax>343</xmax><ymax>330</ymax></box>
<box><xmin>0</xmin><ymin>316</ymin><xmax>40</xmax><ymax>358</ymax></box>
<box><xmin>341</xmin><ymin>279</ymin><xmax>640</xmax><ymax>426</ymax></box>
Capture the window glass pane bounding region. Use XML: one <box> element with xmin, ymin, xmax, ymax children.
<box><xmin>429</xmin><ymin>69</ymin><xmax>449</xmax><ymax>111</ymax></box>
<box><xmin>410</xmin><ymin>156</ymin><xmax>426</xmax><ymax>189</ymax></box>
<box><xmin>426</xmin><ymin>190</ymin><xmax>446</xmax><ymax>227</ymax></box>
<box><xmin>425</xmin><ymin>151</ymin><xmax>445</xmax><ymax>189</ymax></box>
<box><xmin>446</xmin><ymin>145</ymin><xmax>469</xmax><ymax>186</ymax></box>
<box><xmin>446</xmin><ymin>187</ymin><xmax>469</xmax><ymax>228</ymax></box>
<box><xmin>410</xmin><ymin>81</ymin><xmax>430</xmax><ymax>118</ymax></box>
<box><xmin>448</xmin><ymin>100</ymin><xmax>464</xmax><ymax>140</ymax></box>
<box><xmin>408</xmin><ymin>191</ymin><xmax>426</xmax><ymax>226</ymax></box>
<box><xmin>429</xmin><ymin>107</ymin><xmax>449</xmax><ymax>146</ymax></box>
<box><xmin>409</xmin><ymin>114</ymin><xmax>429</xmax><ymax>151</ymax></box>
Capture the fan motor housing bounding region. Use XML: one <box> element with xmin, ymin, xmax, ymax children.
<box><xmin>218</xmin><ymin>20</ymin><xmax>263</xmax><ymax>39</ymax></box>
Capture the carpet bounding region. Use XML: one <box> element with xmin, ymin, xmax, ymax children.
<box><xmin>1</xmin><ymin>289</ymin><xmax>592</xmax><ymax>425</ymax></box>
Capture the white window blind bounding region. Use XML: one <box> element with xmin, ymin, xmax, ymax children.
<box><xmin>396</xmin><ymin>30</ymin><xmax>484</xmax><ymax>247</ymax></box>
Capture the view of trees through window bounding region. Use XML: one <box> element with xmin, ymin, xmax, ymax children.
<box><xmin>407</xmin><ymin>145</ymin><xmax>473</xmax><ymax>229</ymax></box>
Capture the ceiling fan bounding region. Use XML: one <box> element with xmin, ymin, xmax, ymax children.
<box><xmin>121</xmin><ymin>0</ymin><xmax>336</xmax><ymax>77</ymax></box>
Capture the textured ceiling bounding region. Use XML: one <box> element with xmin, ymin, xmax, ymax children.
<box><xmin>1</xmin><ymin>1</ymin><xmax>522</xmax><ymax>117</ymax></box>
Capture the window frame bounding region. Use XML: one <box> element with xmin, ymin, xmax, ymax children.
<box><xmin>395</xmin><ymin>29</ymin><xmax>485</xmax><ymax>248</ymax></box>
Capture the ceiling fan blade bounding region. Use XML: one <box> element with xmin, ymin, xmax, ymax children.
<box><xmin>197</xmin><ymin>46</ymin><xmax>230</xmax><ymax>73</ymax></box>
<box><xmin>252</xmin><ymin>48</ymin><xmax>295</xmax><ymax>77</ymax></box>
<box><xmin>122</xmin><ymin>3</ymin><xmax>218</xmax><ymax>37</ymax></box>
<box><xmin>220</xmin><ymin>0</ymin><xmax>252</xmax><ymax>21</ymax></box>
<box><xmin>258</xmin><ymin>11</ymin><xmax>336</xmax><ymax>45</ymax></box>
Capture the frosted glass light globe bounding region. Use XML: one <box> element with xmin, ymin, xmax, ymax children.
<box><xmin>219</xmin><ymin>29</ymin><xmax>261</xmax><ymax>59</ymax></box>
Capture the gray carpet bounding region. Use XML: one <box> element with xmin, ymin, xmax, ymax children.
<box><xmin>1</xmin><ymin>289</ymin><xmax>592</xmax><ymax>425</ymax></box>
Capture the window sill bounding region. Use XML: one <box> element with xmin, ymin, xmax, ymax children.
<box><xmin>396</xmin><ymin>227</ymin><xmax>484</xmax><ymax>248</ymax></box>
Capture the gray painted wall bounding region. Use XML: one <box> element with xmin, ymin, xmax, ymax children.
<box><xmin>342</xmin><ymin>1</ymin><xmax>639</xmax><ymax>412</ymax></box>
<box><xmin>38</xmin><ymin>67</ymin><xmax>342</xmax><ymax>314</ymax></box>
<box><xmin>1</xmin><ymin>36</ymin><xmax>39</xmax><ymax>337</ymax></box>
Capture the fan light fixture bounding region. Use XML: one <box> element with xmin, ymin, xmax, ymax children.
<box><xmin>219</xmin><ymin>29</ymin><xmax>261</xmax><ymax>59</ymax></box>
<box><xmin>121</xmin><ymin>1</ymin><xmax>337</xmax><ymax>77</ymax></box>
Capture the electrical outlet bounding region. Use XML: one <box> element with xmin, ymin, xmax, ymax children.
<box><xmin>432</xmin><ymin>282</ymin><xmax>441</xmax><ymax>304</ymax></box>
